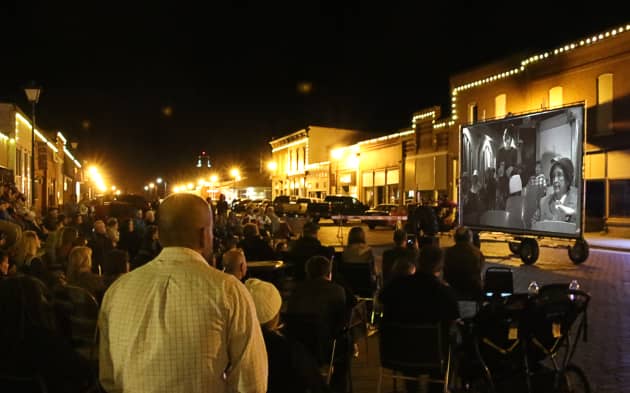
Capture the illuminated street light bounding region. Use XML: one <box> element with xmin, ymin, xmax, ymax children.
<box><xmin>149</xmin><ymin>182</ymin><xmax>155</xmax><ymax>189</ymax></box>
<box><xmin>156</xmin><ymin>177</ymin><xmax>163</xmax><ymax>184</ymax></box>
<box><xmin>24</xmin><ymin>81</ymin><xmax>41</xmax><ymax>208</ymax></box>
<box><xmin>187</xmin><ymin>183</ymin><xmax>194</xmax><ymax>190</ymax></box>
<box><xmin>111</xmin><ymin>186</ymin><xmax>117</xmax><ymax>191</ymax></box>
<box><xmin>267</xmin><ymin>161</ymin><xmax>277</xmax><ymax>171</ymax></box>
<box><xmin>210</xmin><ymin>175</ymin><xmax>218</xmax><ymax>183</ymax></box>
<box><xmin>144</xmin><ymin>185</ymin><xmax>149</xmax><ymax>191</ymax></box>
<box><xmin>230</xmin><ymin>168</ymin><xmax>241</xmax><ymax>201</ymax></box>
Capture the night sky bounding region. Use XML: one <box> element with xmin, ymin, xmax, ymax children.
<box><xmin>1</xmin><ymin>1</ymin><xmax>627</xmax><ymax>192</ymax></box>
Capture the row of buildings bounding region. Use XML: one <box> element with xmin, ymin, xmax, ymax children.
<box><xmin>269</xmin><ymin>22</ymin><xmax>630</xmax><ymax>236</ymax></box>
<box><xmin>0</xmin><ymin>103</ymin><xmax>85</xmax><ymax>214</ymax></box>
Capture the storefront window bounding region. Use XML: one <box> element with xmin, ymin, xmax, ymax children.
<box><xmin>387</xmin><ymin>185</ymin><xmax>399</xmax><ymax>204</ymax></box>
<box><xmin>364</xmin><ymin>188</ymin><xmax>374</xmax><ymax>207</ymax></box>
<box><xmin>610</xmin><ymin>180</ymin><xmax>630</xmax><ymax>217</ymax></box>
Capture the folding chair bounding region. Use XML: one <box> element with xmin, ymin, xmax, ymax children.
<box><xmin>282</xmin><ymin>312</ymin><xmax>352</xmax><ymax>389</ymax></box>
<box><xmin>377</xmin><ymin>321</ymin><xmax>451</xmax><ymax>393</ymax></box>
<box><xmin>338</xmin><ymin>262</ymin><xmax>377</xmax><ymax>321</ymax></box>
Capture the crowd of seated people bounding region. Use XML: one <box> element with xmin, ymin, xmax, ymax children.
<box><xmin>1</xmin><ymin>184</ymin><xmax>494</xmax><ymax>393</ymax></box>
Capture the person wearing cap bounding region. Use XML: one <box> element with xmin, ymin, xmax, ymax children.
<box><xmin>537</xmin><ymin>157</ymin><xmax>578</xmax><ymax>223</ymax></box>
<box><xmin>286</xmin><ymin>221</ymin><xmax>333</xmax><ymax>281</ymax></box>
<box><xmin>245</xmin><ymin>278</ymin><xmax>325</xmax><ymax>393</ymax></box>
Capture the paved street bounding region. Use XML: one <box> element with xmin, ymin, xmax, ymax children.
<box><xmin>310</xmin><ymin>220</ymin><xmax>630</xmax><ymax>393</ymax></box>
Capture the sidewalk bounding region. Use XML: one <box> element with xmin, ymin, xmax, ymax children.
<box><xmin>584</xmin><ymin>232</ymin><xmax>630</xmax><ymax>252</ymax></box>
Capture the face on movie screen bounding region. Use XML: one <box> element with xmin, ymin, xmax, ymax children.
<box><xmin>459</xmin><ymin>104</ymin><xmax>584</xmax><ymax>238</ymax></box>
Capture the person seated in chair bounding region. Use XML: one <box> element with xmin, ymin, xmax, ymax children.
<box><xmin>443</xmin><ymin>226</ymin><xmax>485</xmax><ymax>300</ymax></box>
<box><xmin>342</xmin><ymin>226</ymin><xmax>376</xmax><ymax>288</ymax></box>
<box><xmin>286</xmin><ymin>222</ymin><xmax>333</xmax><ymax>281</ymax></box>
<box><xmin>238</xmin><ymin>223</ymin><xmax>275</xmax><ymax>262</ymax></box>
<box><xmin>245</xmin><ymin>278</ymin><xmax>326</xmax><ymax>393</ymax></box>
<box><xmin>222</xmin><ymin>248</ymin><xmax>248</xmax><ymax>282</ymax></box>
<box><xmin>535</xmin><ymin>157</ymin><xmax>578</xmax><ymax>224</ymax></box>
<box><xmin>286</xmin><ymin>256</ymin><xmax>349</xmax><ymax>392</ymax></box>
<box><xmin>379</xmin><ymin>245</ymin><xmax>459</xmax><ymax>393</ymax></box>
<box><xmin>381</xmin><ymin>229</ymin><xmax>417</xmax><ymax>287</ymax></box>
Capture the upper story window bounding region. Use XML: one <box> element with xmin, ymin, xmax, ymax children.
<box><xmin>495</xmin><ymin>94</ymin><xmax>506</xmax><ymax>118</ymax></box>
<box><xmin>549</xmin><ymin>86</ymin><xmax>563</xmax><ymax>108</ymax></box>
<box><xmin>468</xmin><ymin>103</ymin><xmax>478</xmax><ymax>124</ymax></box>
<box><xmin>597</xmin><ymin>73</ymin><xmax>613</xmax><ymax>134</ymax></box>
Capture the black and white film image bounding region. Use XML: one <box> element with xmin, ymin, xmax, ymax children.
<box><xmin>460</xmin><ymin>105</ymin><xmax>584</xmax><ymax>237</ymax></box>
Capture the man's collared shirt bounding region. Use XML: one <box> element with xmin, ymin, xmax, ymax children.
<box><xmin>99</xmin><ymin>247</ymin><xmax>267</xmax><ymax>393</ymax></box>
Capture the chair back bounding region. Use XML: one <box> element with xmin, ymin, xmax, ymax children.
<box><xmin>282</xmin><ymin>313</ymin><xmax>336</xmax><ymax>366</ymax></box>
<box><xmin>473</xmin><ymin>294</ymin><xmax>528</xmax><ymax>370</ymax></box>
<box><xmin>52</xmin><ymin>285</ymin><xmax>99</xmax><ymax>360</ymax></box>
<box><xmin>379</xmin><ymin>321</ymin><xmax>445</xmax><ymax>372</ymax></box>
<box><xmin>524</xmin><ymin>284</ymin><xmax>590</xmax><ymax>362</ymax></box>
<box><xmin>337</xmin><ymin>263</ymin><xmax>374</xmax><ymax>299</ymax></box>
<box><xmin>483</xmin><ymin>267</ymin><xmax>514</xmax><ymax>298</ymax></box>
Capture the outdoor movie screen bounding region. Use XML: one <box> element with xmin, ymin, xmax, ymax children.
<box><xmin>459</xmin><ymin>104</ymin><xmax>584</xmax><ymax>238</ymax></box>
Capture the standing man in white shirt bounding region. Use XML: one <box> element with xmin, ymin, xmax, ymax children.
<box><xmin>99</xmin><ymin>193</ymin><xmax>267</xmax><ymax>393</ymax></box>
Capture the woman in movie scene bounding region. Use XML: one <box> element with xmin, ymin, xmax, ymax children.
<box><xmin>536</xmin><ymin>157</ymin><xmax>578</xmax><ymax>223</ymax></box>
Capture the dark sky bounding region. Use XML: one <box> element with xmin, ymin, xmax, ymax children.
<box><xmin>1</xmin><ymin>1</ymin><xmax>627</xmax><ymax>191</ymax></box>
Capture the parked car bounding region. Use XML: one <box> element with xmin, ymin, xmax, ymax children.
<box><xmin>273</xmin><ymin>196</ymin><xmax>308</xmax><ymax>216</ymax></box>
<box><xmin>362</xmin><ymin>204</ymin><xmax>406</xmax><ymax>229</ymax></box>
<box><xmin>95</xmin><ymin>194</ymin><xmax>150</xmax><ymax>221</ymax></box>
<box><xmin>323</xmin><ymin>195</ymin><xmax>369</xmax><ymax>224</ymax></box>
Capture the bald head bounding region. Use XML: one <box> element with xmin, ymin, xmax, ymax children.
<box><xmin>158</xmin><ymin>193</ymin><xmax>213</xmax><ymax>258</ymax></box>
<box><xmin>222</xmin><ymin>249</ymin><xmax>247</xmax><ymax>280</ymax></box>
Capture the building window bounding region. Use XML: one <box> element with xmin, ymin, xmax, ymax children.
<box><xmin>296</xmin><ymin>149</ymin><xmax>302</xmax><ymax>172</ymax></box>
<box><xmin>549</xmin><ymin>86</ymin><xmax>563</xmax><ymax>108</ymax></box>
<box><xmin>495</xmin><ymin>94</ymin><xmax>506</xmax><ymax>118</ymax></box>
<box><xmin>468</xmin><ymin>103</ymin><xmax>478</xmax><ymax>124</ymax></box>
<box><xmin>610</xmin><ymin>180</ymin><xmax>630</xmax><ymax>217</ymax></box>
<box><xmin>597</xmin><ymin>73</ymin><xmax>613</xmax><ymax>134</ymax></box>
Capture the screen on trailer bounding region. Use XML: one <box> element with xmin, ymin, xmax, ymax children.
<box><xmin>459</xmin><ymin>104</ymin><xmax>584</xmax><ymax>238</ymax></box>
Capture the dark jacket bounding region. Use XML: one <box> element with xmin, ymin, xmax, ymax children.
<box><xmin>0</xmin><ymin>327</ymin><xmax>93</xmax><ymax>393</ymax></box>
<box><xmin>287</xmin><ymin>237</ymin><xmax>334</xmax><ymax>281</ymax></box>
<box><xmin>443</xmin><ymin>242</ymin><xmax>485</xmax><ymax>300</ymax></box>
<box><xmin>263</xmin><ymin>329</ymin><xmax>326</xmax><ymax>393</ymax></box>
<box><xmin>87</xmin><ymin>232</ymin><xmax>113</xmax><ymax>274</ymax></box>
<box><xmin>379</xmin><ymin>272</ymin><xmax>459</xmax><ymax>325</ymax></box>
<box><xmin>381</xmin><ymin>246</ymin><xmax>416</xmax><ymax>286</ymax></box>
<box><xmin>238</xmin><ymin>236</ymin><xmax>276</xmax><ymax>262</ymax></box>
<box><xmin>287</xmin><ymin>277</ymin><xmax>347</xmax><ymax>338</ymax></box>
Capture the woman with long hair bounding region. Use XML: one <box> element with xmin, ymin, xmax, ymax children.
<box><xmin>55</xmin><ymin>226</ymin><xmax>79</xmax><ymax>270</ymax></box>
<box><xmin>14</xmin><ymin>230</ymin><xmax>42</xmax><ymax>272</ymax></box>
<box><xmin>66</xmin><ymin>246</ymin><xmax>105</xmax><ymax>300</ymax></box>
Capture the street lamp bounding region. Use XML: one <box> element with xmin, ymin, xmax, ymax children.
<box><xmin>24</xmin><ymin>82</ymin><xmax>42</xmax><ymax>208</ymax></box>
<box><xmin>230</xmin><ymin>168</ymin><xmax>240</xmax><ymax>201</ymax></box>
<box><xmin>155</xmin><ymin>177</ymin><xmax>168</xmax><ymax>197</ymax></box>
